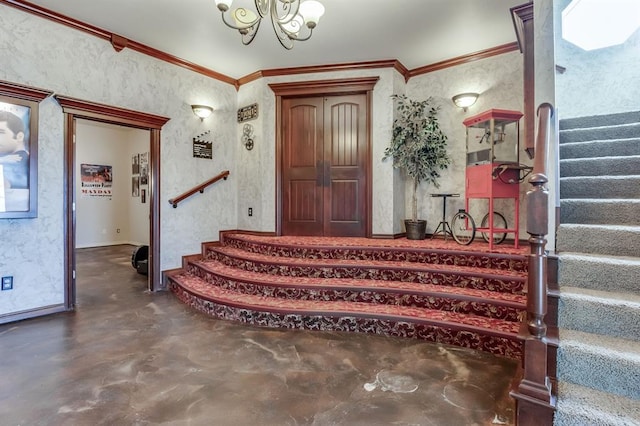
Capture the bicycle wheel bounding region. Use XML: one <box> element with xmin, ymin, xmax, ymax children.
<box><xmin>481</xmin><ymin>212</ymin><xmax>508</xmax><ymax>244</ymax></box>
<box><xmin>451</xmin><ymin>211</ymin><xmax>476</xmax><ymax>245</ymax></box>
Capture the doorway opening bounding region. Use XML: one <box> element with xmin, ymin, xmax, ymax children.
<box><xmin>57</xmin><ymin>96</ymin><xmax>169</xmax><ymax>310</ymax></box>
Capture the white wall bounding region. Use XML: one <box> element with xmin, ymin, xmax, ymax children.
<box><xmin>75</xmin><ymin>120</ymin><xmax>149</xmax><ymax>248</ymax></box>
<box><xmin>127</xmin><ymin>127</ymin><xmax>151</xmax><ymax>247</ymax></box>
<box><xmin>0</xmin><ymin>3</ymin><xmax>237</xmax><ymax>317</ymax></box>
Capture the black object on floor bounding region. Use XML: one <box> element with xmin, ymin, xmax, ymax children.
<box><xmin>131</xmin><ymin>245</ymin><xmax>148</xmax><ymax>275</ymax></box>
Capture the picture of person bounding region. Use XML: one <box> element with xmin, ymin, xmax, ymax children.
<box><xmin>0</xmin><ymin>110</ymin><xmax>29</xmax><ymax>190</ymax></box>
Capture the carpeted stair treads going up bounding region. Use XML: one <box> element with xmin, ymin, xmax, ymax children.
<box><xmin>167</xmin><ymin>232</ymin><xmax>530</xmax><ymax>359</ymax></box>
<box><xmin>555</xmin><ymin>110</ymin><xmax>640</xmax><ymax>425</ymax></box>
<box><xmin>560</xmin><ymin>199</ymin><xmax>639</xmax><ymax>226</ymax></box>
<box><xmin>556</xmin><ymin>224</ymin><xmax>640</xmax><ymax>257</ymax></box>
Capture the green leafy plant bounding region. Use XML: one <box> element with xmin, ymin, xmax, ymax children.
<box><xmin>384</xmin><ymin>94</ymin><xmax>451</xmax><ymax>222</ymax></box>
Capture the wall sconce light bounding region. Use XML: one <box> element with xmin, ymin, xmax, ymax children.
<box><xmin>452</xmin><ymin>93</ymin><xmax>479</xmax><ymax>111</ymax></box>
<box><xmin>191</xmin><ymin>104</ymin><xmax>214</xmax><ymax>120</ymax></box>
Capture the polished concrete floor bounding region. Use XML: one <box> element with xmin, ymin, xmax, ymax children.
<box><xmin>0</xmin><ymin>245</ymin><xmax>518</xmax><ymax>426</ymax></box>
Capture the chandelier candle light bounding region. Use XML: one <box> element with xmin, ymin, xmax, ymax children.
<box><xmin>214</xmin><ymin>0</ymin><xmax>325</xmax><ymax>49</ymax></box>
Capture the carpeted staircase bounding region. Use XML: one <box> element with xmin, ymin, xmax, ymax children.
<box><xmin>166</xmin><ymin>232</ymin><xmax>531</xmax><ymax>360</ymax></box>
<box><xmin>554</xmin><ymin>111</ymin><xmax>640</xmax><ymax>425</ymax></box>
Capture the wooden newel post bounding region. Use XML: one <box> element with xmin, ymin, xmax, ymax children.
<box><xmin>510</xmin><ymin>103</ymin><xmax>556</xmax><ymax>425</ymax></box>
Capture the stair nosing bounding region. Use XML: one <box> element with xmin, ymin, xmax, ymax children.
<box><xmin>222</xmin><ymin>232</ymin><xmax>528</xmax><ymax>260</ymax></box>
<box><xmin>207</xmin><ymin>246</ymin><xmax>527</xmax><ymax>282</ymax></box>
<box><xmin>191</xmin><ymin>258</ymin><xmax>527</xmax><ymax>308</ymax></box>
<box><xmin>169</xmin><ymin>272</ymin><xmax>521</xmax><ymax>340</ymax></box>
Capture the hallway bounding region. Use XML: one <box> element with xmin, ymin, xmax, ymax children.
<box><xmin>0</xmin><ymin>245</ymin><xmax>517</xmax><ymax>425</ymax></box>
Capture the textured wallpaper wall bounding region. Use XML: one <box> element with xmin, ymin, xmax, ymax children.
<box><xmin>0</xmin><ymin>4</ymin><xmax>238</xmax><ymax>315</ymax></box>
<box><xmin>0</xmin><ymin>2</ymin><xmax>527</xmax><ymax>319</ymax></box>
<box><xmin>406</xmin><ymin>51</ymin><xmax>527</xmax><ymax>238</ymax></box>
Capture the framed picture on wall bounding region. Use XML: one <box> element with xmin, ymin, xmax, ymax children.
<box><xmin>0</xmin><ymin>96</ymin><xmax>40</xmax><ymax>218</ymax></box>
<box><xmin>132</xmin><ymin>154</ymin><xmax>139</xmax><ymax>175</ymax></box>
<box><xmin>132</xmin><ymin>176</ymin><xmax>139</xmax><ymax>197</ymax></box>
<box><xmin>139</xmin><ymin>152</ymin><xmax>148</xmax><ymax>185</ymax></box>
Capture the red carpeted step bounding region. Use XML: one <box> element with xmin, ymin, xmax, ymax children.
<box><xmin>220</xmin><ymin>232</ymin><xmax>528</xmax><ymax>272</ymax></box>
<box><xmin>205</xmin><ymin>245</ymin><xmax>527</xmax><ymax>294</ymax></box>
<box><xmin>167</xmin><ymin>270</ymin><xmax>522</xmax><ymax>359</ymax></box>
<box><xmin>188</xmin><ymin>259</ymin><xmax>525</xmax><ymax>321</ymax></box>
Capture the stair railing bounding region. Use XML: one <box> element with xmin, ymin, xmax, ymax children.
<box><xmin>168</xmin><ymin>170</ymin><xmax>230</xmax><ymax>208</ymax></box>
<box><xmin>510</xmin><ymin>103</ymin><xmax>557</xmax><ymax>425</ymax></box>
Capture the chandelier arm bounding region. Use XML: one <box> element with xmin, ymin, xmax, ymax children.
<box><xmin>272</xmin><ymin>0</ymin><xmax>300</xmax><ymax>26</ymax></box>
<box><xmin>255</xmin><ymin>0</ymin><xmax>270</xmax><ymax>18</ymax></box>
<box><xmin>219</xmin><ymin>8</ymin><xmax>260</xmax><ymax>32</ymax></box>
<box><xmin>241</xmin><ymin>20</ymin><xmax>261</xmax><ymax>45</ymax></box>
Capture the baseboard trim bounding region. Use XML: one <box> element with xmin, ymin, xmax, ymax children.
<box><xmin>76</xmin><ymin>241</ymin><xmax>144</xmax><ymax>249</ymax></box>
<box><xmin>370</xmin><ymin>233</ymin><xmax>406</xmax><ymax>239</ymax></box>
<box><xmin>0</xmin><ymin>304</ymin><xmax>68</xmax><ymax>325</ymax></box>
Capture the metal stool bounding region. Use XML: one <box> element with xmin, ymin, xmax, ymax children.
<box><xmin>430</xmin><ymin>193</ymin><xmax>460</xmax><ymax>240</ymax></box>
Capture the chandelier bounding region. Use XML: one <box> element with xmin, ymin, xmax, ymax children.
<box><xmin>214</xmin><ymin>0</ymin><xmax>325</xmax><ymax>50</ymax></box>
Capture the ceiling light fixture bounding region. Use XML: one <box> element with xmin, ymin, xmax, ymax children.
<box><xmin>452</xmin><ymin>93</ymin><xmax>479</xmax><ymax>111</ymax></box>
<box><xmin>214</xmin><ymin>0</ymin><xmax>325</xmax><ymax>50</ymax></box>
<box><xmin>191</xmin><ymin>104</ymin><xmax>214</xmax><ymax>120</ymax></box>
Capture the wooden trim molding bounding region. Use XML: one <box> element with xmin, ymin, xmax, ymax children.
<box><xmin>269</xmin><ymin>76</ymin><xmax>380</xmax><ymax>97</ymax></box>
<box><xmin>240</xmin><ymin>60</ymin><xmax>409</xmax><ymax>86</ymax></box>
<box><xmin>0</xmin><ymin>79</ymin><xmax>52</xmax><ymax>102</ymax></box>
<box><xmin>511</xmin><ymin>3</ymin><xmax>534</xmax><ymax>54</ymax></box>
<box><xmin>0</xmin><ymin>304</ymin><xmax>67</xmax><ymax>325</ymax></box>
<box><xmin>3</xmin><ymin>0</ymin><xmax>518</xmax><ymax>90</ymax></box>
<box><xmin>55</xmin><ymin>95</ymin><xmax>170</xmax><ymax>129</ymax></box>
<box><xmin>0</xmin><ymin>0</ymin><xmax>237</xmax><ymax>87</ymax></box>
<box><xmin>57</xmin><ymin>95</ymin><xmax>170</xmax><ymax>309</ymax></box>
<box><xmin>511</xmin><ymin>3</ymin><xmax>535</xmax><ymax>159</ymax></box>
<box><xmin>408</xmin><ymin>42</ymin><xmax>520</xmax><ymax>78</ymax></box>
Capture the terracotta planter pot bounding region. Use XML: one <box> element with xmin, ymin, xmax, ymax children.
<box><xmin>404</xmin><ymin>219</ymin><xmax>427</xmax><ymax>240</ymax></box>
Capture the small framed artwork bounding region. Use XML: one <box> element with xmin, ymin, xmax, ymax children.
<box><xmin>132</xmin><ymin>176</ymin><xmax>139</xmax><ymax>197</ymax></box>
<box><xmin>0</xmin><ymin>96</ymin><xmax>40</xmax><ymax>218</ymax></box>
<box><xmin>141</xmin><ymin>189</ymin><xmax>146</xmax><ymax>204</ymax></box>
<box><xmin>132</xmin><ymin>154</ymin><xmax>139</xmax><ymax>175</ymax></box>
<box><xmin>139</xmin><ymin>152</ymin><xmax>149</xmax><ymax>185</ymax></box>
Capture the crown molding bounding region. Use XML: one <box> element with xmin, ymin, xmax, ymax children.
<box><xmin>0</xmin><ymin>78</ymin><xmax>53</xmax><ymax>101</ymax></box>
<box><xmin>408</xmin><ymin>42</ymin><xmax>520</xmax><ymax>78</ymax></box>
<box><xmin>0</xmin><ymin>0</ymin><xmax>237</xmax><ymax>87</ymax></box>
<box><xmin>239</xmin><ymin>60</ymin><xmax>409</xmax><ymax>87</ymax></box>
<box><xmin>2</xmin><ymin>0</ymin><xmax>518</xmax><ymax>89</ymax></box>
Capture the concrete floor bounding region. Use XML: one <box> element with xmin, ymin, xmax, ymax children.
<box><xmin>0</xmin><ymin>245</ymin><xmax>518</xmax><ymax>425</ymax></box>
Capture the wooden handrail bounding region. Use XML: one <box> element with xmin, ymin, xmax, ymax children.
<box><xmin>168</xmin><ymin>170</ymin><xmax>230</xmax><ymax>208</ymax></box>
<box><xmin>510</xmin><ymin>103</ymin><xmax>556</xmax><ymax>425</ymax></box>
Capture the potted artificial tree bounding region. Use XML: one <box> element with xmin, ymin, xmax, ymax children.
<box><xmin>384</xmin><ymin>94</ymin><xmax>451</xmax><ymax>240</ymax></box>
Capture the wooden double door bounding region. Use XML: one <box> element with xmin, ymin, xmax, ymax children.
<box><xmin>281</xmin><ymin>94</ymin><xmax>369</xmax><ymax>237</ymax></box>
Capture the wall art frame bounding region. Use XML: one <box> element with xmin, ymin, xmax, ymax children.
<box><xmin>0</xmin><ymin>80</ymin><xmax>52</xmax><ymax>219</ymax></box>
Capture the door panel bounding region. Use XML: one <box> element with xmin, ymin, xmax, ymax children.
<box><xmin>282</xmin><ymin>94</ymin><xmax>367</xmax><ymax>237</ymax></box>
<box><xmin>324</xmin><ymin>95</ymin><xmax>367</xmax><ymax>236</ymax></box>
<box><xmin>282</xmin><ymin>98</ymin><xmax>324</xmax><ymax>236</ymax></box>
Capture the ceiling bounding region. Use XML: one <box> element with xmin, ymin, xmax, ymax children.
<box><xmin>19</xmin><ymin>0</ymin><xmax>527</xmax><ymax>80</ymax></box>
